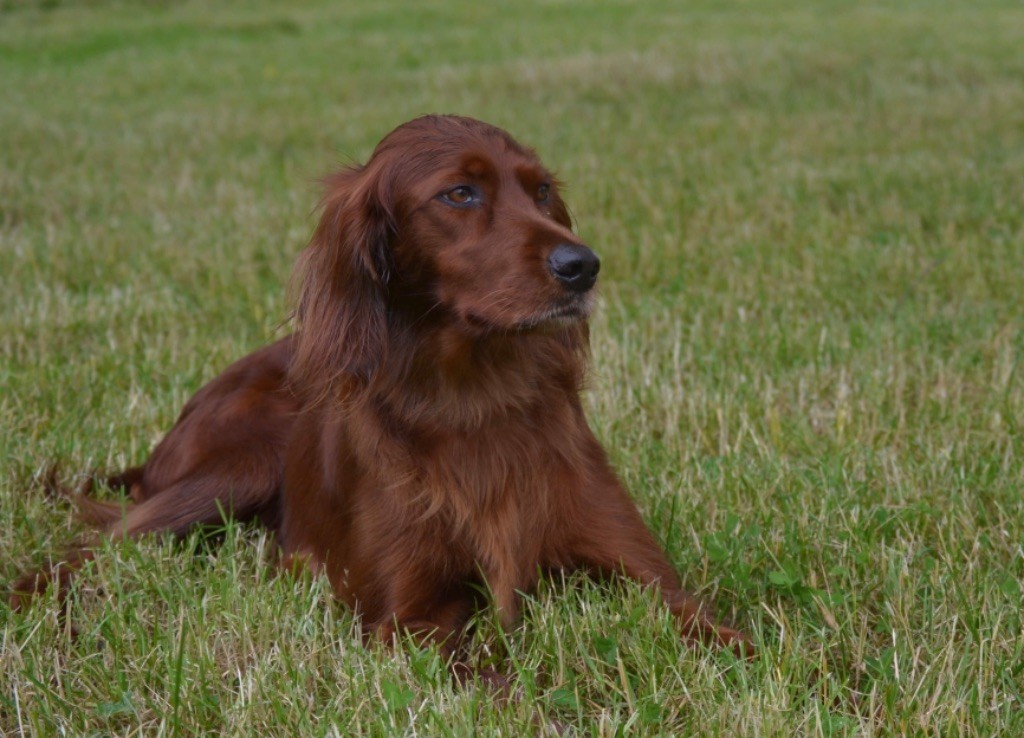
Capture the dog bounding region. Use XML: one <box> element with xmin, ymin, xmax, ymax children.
<box><xmin>10</xmin><ymin>115</ymin><xmax>751</xmax><ymax>663</ymax></box>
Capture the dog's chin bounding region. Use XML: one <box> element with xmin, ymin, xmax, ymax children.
<box><xmin>514</xmin><ymin>293</ymin><xmax>597</xmax><ymax>333</ymax></box>
<box><xmin>519</xmin><ymin>307</ymin><xmax>589</xmax><ymax>333</ymax></box>
<box><xmin>462</xmin><ymin>294</ymin><xmax>595</xmax><ymax>335</ymax></box>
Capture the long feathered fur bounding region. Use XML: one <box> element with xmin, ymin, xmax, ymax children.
<box><xmin>10</xmin><ymin>116</ymin><xmax>751</xmax><ymax>666</ymax></box>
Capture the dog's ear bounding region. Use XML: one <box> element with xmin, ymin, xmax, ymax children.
<box><xmin>290</xmin><ymin>164</ymin><xmax>395</xmax><ymax>400</ymax></box>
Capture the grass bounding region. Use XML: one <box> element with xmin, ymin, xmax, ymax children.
<box><xmin>2</xmin><ymin>0</ymin><xmax>1023</xmax><ymax>734</ymax></box>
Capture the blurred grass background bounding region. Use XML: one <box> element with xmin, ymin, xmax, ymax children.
<box><xmin>2</xmin><ymin>1</ymin><xmax>1022</xmax><ymax>735</ymax></box>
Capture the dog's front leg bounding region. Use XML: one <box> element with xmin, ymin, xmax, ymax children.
<box><xmin>366</xmin><ymin>580</ymin><xmax>516</xmax><ymax>690</ymax></box>
<box><xmin>562</xmin><ymin>442</ymin><xmax>753</xmax><ymax>657</ymax></box>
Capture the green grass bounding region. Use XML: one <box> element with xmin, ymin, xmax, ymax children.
<box><xmin>2</xmin><ymin>0</ymin><xmax>1023</xmax><ymax>734</ymax></box>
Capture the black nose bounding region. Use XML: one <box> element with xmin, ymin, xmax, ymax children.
<box><xmin>547</xmin><ymin>243</ymin><xmax>600</xmax><ymax>293</ymax></box>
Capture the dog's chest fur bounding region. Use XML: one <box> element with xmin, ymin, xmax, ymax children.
<box><xmin>351</xmin><ymin>382</ymin><xmax>582</xmax><ymax>623</ymax></box>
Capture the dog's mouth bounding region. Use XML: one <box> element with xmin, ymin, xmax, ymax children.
<box><xmin>462</xmin><ymin>293</ymin><xmax>595</xmax><ymax>334</ymax></box>
<box><xmin>514</xmin><ymin>293</ymin><xmax>596</xmax><ymax>332</ymax></box>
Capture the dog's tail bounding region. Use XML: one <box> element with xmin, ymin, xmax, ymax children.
<box><xmin>30</xmin><ymin>464</ymin><xmax>147</xmax><ymax>522</ymax></box>
<box><xmin>6</xmin><ymin>466</ymin><xmax>137</xmax><ymax>611</ymax></box>
<box><xmin>8</xmin><ymin>460</ymin><xmax>279</xmax><ymax>612</ymax></box>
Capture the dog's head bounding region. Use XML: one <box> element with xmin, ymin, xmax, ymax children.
<box><xmin>292</xmin><ymin>115</ymin><xmax>599</xmax><ymax>391</ymax></box>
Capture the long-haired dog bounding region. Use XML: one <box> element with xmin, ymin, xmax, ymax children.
<box><xmin>11</xmin><ymin>115</ymin><xmax>751</xmax><ymax>665</ymax></box>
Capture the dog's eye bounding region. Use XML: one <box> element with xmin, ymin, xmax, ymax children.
<box><xmin>536</xmin><ymin>184</ymin><xmax>550</xmax><ymax>202</ymax></box>
<box><xmin>441</xmin><ymin>186</ymin><xmax>477</xmax><ymax>206</ymax></box>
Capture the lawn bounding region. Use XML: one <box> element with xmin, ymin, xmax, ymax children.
<box><xmin>2</xmin><ymin>0</ymin><xmax>1022</xmax><ymax>735</ymax></box>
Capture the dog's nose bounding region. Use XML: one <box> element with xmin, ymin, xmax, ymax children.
<box><xmin>548</xmin><ymin>243</ymin><xmax>600</xmax><ymax>293</ymax></box>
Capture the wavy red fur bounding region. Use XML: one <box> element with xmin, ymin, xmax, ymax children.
<box><xmin>10</xmin><ymin>115</ymin><xmax>751</xmax><ymax>664</ymax></box>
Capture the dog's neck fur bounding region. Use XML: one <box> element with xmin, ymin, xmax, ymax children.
<box><xmin>354</xmin><ymin>316</ymin><xmax>587</xmax><ymax>434</ymax></box>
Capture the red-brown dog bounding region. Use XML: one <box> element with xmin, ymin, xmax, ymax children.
<box><xmin>11</xmin><ymin>115</ymin><xmax>751</xmax><ymax>661</ymax></box>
